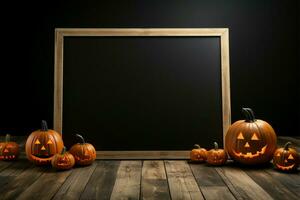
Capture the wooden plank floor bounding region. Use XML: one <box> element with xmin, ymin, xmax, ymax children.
<box><xmin>0</xmin><ymin>137</ymin><xmax>299</xmax><ymax>200</ymax></box>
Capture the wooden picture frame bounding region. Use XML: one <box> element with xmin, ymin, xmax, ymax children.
<box><xmin>54</xmin><ymin>28</ymin><xmax>231</xmax><ymax>159</ymax></box>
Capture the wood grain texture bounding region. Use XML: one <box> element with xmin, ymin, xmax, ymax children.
<box><xmin>0</xmin><ymin>166</ymin><xmax>46</xmax><ymax>200</ymax></box>
<box><xmin>110</xmin><ymin>161</ymin><xmax>142</xmax><ymax>200</ymax></box>
<box><xmin>265</xmin><ymin>169</ymin><xmax>300</xmax><ymax>197</ymax></box>
<box><xmin>189</xmin><ymin>163</ymin><xmax>236</xmax><ymax>200</ymax></box>
<box><xmin>216</xmin><ymin>167</ymin><xmax>274</xmax><ymax>200</ymax></box>
<box><xmin>141</xmin><ymin>161</ymin><xmax>171</xmax><ymax>200</ymax></box>
<box><xmin>53</xmin><ymin>164</ymin><xmax>97</xmax><ymax>200</ymax></box>
<box><xmin>245</xmin><ymin>169</ymin><xmax>299</xmax><ymax>200</ymax></box>
<box><xmin>80</xmin><ymin>161</ymin><xmax>120</xmax><ymax>200</ymax></box>
<box><xmin>165</xmin><ymin>161</ymin><xmax>204</xmax><ymax>200</ymax></box>
<box><xmin>16</xmin><ymin>168</ymin><xmax>72</xmax><ymax>200</ymax></box>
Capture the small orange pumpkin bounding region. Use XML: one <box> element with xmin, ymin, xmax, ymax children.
<box><xmin>273</xmin><ymin>142</ymin><xmax>299</xmax><ymax>171</ymax></box>
<box><xmin>0</xmin><ymin>134</ymin><xmax>19</xmax><ymax>161</ymax></box>
<box><xmin>51</xmin><ymin>147</ymin><xmax>75</xmax><ymax>170</ymax></box>
<box><xmin>190</xmin><ymin>144</ymin><xmax>207</xmax><ymax>162</ymax></box>
<box><xmin>206</xmin><ymin>142</ymin><xmax>228</xmax><ymax>165</ymax></box>
<box><xmin>69</xmin><ymin>134</ymin><xmax>96</xmax><ymax>166</ymax></box>
<box><xmin>25</xmin><ymin>120</ymin><xmax>64</xmax><ymax>165</ymax></box>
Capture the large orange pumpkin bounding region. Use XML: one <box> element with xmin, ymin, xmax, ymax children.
<box><xmin>26</xmin><ymin>120</ymin><xmax>64</xmax><ymax>165</ymax></box>
<box><xmin>69</xmin><ymin>134</ymin><xmax>96</xmax><ymax>166</ymax></box>
<box><xmin>225</xmin><ymin>108</ymin><xmax>277</xmax><ymax>165</ymax></box>
<box><xmin>0</xmin><ymin>134</ymin><xmax>19</xmax><ymax>161</ymax></box>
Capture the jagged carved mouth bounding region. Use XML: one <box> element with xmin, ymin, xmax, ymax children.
<box><xmin>233</xmin><ymin>145</ymin><xmax>267</xmax><ymax>158</ymax></box>
<box><xmin>276</xmin><ymin>164</ymin><xmax>295</xmax><ymax>170</ymax></box>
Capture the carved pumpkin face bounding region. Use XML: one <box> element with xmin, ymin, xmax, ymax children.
<box><xmin>190</xmin><ymin>144</ymin><xmax>207</xmax><ymax>162</ymax></box>
<box><xmin>206</xmin><ymin>142</ymin><xmax>228</xmax><ymax>165</ymax></box>
<box><xmin>51</xmin><ymin>147</ymin><xmax>75</xmax><ymax>170</ymax></box>
<box><xmin>225</xmin><ymin>108</ymin><xmax>277</xmax><ymax>165</ymax></box>
<box><xmin>69</xmin><ymin>134</ymin><xmax>96</xmax><ymax>166</ymax></box>
<box><xmin>26</xmin><ymin>120</ymin><xmax>64</xmax><ymax>165</ymax></box>
<box><xmin>273</xmin><ymin>142</ymin><xmax>299</xmax><ymax>171</ymax></box>
<box><xmin>0</xmin><ymin>134</ymin><xmax>19</xmax><ymax>161</ymax></box>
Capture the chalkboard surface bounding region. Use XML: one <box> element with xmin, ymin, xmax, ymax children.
<box><xmin>62</xmin><ymin>36</ymin><xmax>223</xmax><ymax>150</ymax></box>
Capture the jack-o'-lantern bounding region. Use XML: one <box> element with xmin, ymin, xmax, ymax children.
<box><xmin>206</xmin><ymin>142</ymin><xmax>227</xmax><ymax>165</ymax></box>
<box><xmin>51</xmin><ymin>147</ymin><xmax>75</xmax><ymax>170</ymax></box>
<box><xmin>273</xmin><ymin>142</ymin><xmax>299</xmax><ymax>171</ymax></box>
<box><xmin>225</xmin><ymin>108</ymin><xmax>277</xmax><ymax>165</ymax></box>
<box><xmin>0</xmin><ymin>134</ymin><xmax>19</xmax><ymax>161</ymax></box>
<box><xmin>25</xmin><ymin>120</ymin><xmax>64</xmax><ymax>165</ymax></box>
<box><xmin>69</xmin><ymin>134</ymin><xmax>96</xmax><ymax>166</ymax></box>
<box><xmin>190</xmin><ymin>144</ymin><xmax>207</xmax><ymax>162</ymax></box>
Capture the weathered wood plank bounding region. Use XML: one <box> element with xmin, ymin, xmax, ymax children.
<box><xmin>201</xmin><ymin>186</ymin><xmax>236</xmax><ymax>200</ymax></box>
<box><xmin>0</xmin><ymin>159</ymin><xmax>31</xmax><ymax>188</ymax></box>
<box><xmin>141</xmin><ymin>160</ymin><xmax>171</xmax><ymax>200</ymax></box>
<box><xmin>265</xmin><ymin>169</ymin><xmax>300</xmax><ymax>197</ymax></box>
<box><xmin>80</xmin><ymin>161</ymin><xmax>120</xmax><ymax>200</ymax></box>
<box><xmin>216</xmin><ymin>167</ymin><xmax>274</xmax><ymax>200</ymax></box>
<box><xmin>53</xmin><ymin>163</ymin><xmax>97</xmax><ymax>200</ymax></box>
<box><xmin>110</xmin><ymin>161</ymin><xmax>142</xmax><ymax>200</ymax></box>
<box><xmin>189</xmin><ymin>163</ymin><xmax>235</xmax><ymax>200</ymax></box>
<box><xmin>16</xmin><ymin>168</ymin><xmax>72</xmax><ymax>200</ymax></box>
<box><xmin>165</xmin><ymin>160</ymin><xmax>204</xmax><ymax>200</ymax></box>
<box><xmin>0</xmin><ymin>166</ymin><xmax>46</xmax><ymax>200</ymax></box>
<box><xmin>245</xmin><ymin>169</ymin><xmax>299</xmax><ymax>200</ymax></box>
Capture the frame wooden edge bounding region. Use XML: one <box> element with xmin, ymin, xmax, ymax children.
<box><xmin>53</xmin><ymin>28</ymin><xmax>231</xmax><ymax>158</ymax></box>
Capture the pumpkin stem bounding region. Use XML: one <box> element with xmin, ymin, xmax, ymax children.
<box><xmin>194</xmin><ymin>144</ymin><xmax>201</xmax><ymax>149</ymax></box>
<box><xmin>5</xmin><ymin>134</ymin><xmax>11</xmax><ymax>143</ymax></box>
<box><xmin>214</xmin><ymin>142</ymin><xmax>219</xmax><ymax>150</ymax></box>
<box><xmin>284</xmin><ymin>142</ymin><xmax>292</xmax><ymax>150</ymax></box>
<box><xmin>61</xmin><ymin>146</ymin><xmax>67</xmax><ymax>154</ymax></box>
<box><xmin>76</xmin><ymin>134</ymin><xmax>85</xmax><ymax>144</ymax></box>
<box><xmin>41</xmin><ymin>120</ymin><xmax>48</xmax><ymax>131</ymax></box>
<box><xmin>242</xmin><ymin>108</ymin><xmax>256</xmax><ymax>122</ymax></box>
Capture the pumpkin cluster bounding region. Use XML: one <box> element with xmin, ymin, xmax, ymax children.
<box><xmin>24</xmin><ymin>121</ymin><xmax>96</xmax><ymax>170</ymax></box>
<box><xmin>190</xmin><ymin>142</ymin><xmax>227</xmax><ymax>166</ymax></box>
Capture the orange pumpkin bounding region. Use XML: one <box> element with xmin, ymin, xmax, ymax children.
<box><xmin>51</xmin><ymin>147</ymin><xmax>75</xmax><ymax>170</ymax></box>
<box><xmin>69</xmin><ymin>134</ymin><xmax>96</xmax><ymax>166</ymax></box>
<box><xmin>225</xmin><ymin>108</ymin><xmax>277</xmax><ymax>165</ymax></box>
<box><xmin>190</xmin><ymin>144</ymin><xmax>207</xmax><ymax>162</ymax></box>
<box><xmin>0</xmin><ymin>134</ymin><xmax>19</xmax><ymax>161</ymax></box>
<box><xmin>206</xmin><ymin>142</ymin><xmax>227</xmax><ymax>165</ymax></box>
<box><xmin>25</xmin><ymin>120</ymin><xmax>64</xmax><ymax>165</ymax></box>
<box><xmin>273</xmin><ymin>142</ymin><xmax>299</xmax><ymax>171</ymax></box>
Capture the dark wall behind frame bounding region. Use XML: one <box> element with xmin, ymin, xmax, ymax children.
<box><xmin>1</xmin><ymin>0</ymin><xmax>299</xmax><ymax>138</ymax></box>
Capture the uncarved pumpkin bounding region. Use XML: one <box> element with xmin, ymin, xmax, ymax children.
<box><xmin>206</xmin><ymin>142</ymin><xmax>227</xmax><ymax>165</ymax></box>
<box><xmin>51</xmin><ymin>147</ymin><xmax>75</xmax><ymax>170</ymax></box>
<box><xmin>273</xmin><ymin>142</ymin><xmax>299</xmax><ymax>171</ymax></box>
<box><xmin>25</xmin><ymin>120</ymin><xmax>64</xmax><ymax>165</ymax></box>
<box><xmin>225</xmin><ymin>108</ymin><xmax>277</xmax><ymax>165</ymax></box>
<box><xmin>0</xmin><ymin>134</ymin><xmax>19</xmax><ymax>161</ymax></box>
<box><xmin>69</xmin><ymin>134</ymin><xmax>96</xmax><ymax>166</ymax></box>
<box><xmin>190</xmin><ymin>144</ymin><xmax>207</xmax><ymax>162</ymax></box>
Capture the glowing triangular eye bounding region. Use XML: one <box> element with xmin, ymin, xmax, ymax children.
<box><xmin>276</xmin><ymin>153</ymin><xmax>281</xmax><ymax>157</ymax></box>
<box><xmin>237</xmin><ymin>132</ymin><xmax>244</xmax><ymax>139</ymax></box>
<box><xmin>251</xmin><ymin>133</ymin><xmax>259</xmax><ymax>140</ymax></box>
<box><xmin>35</xmin><ymin>139</ymin><xmax>41</xmax><ymax>144</ymax></box>
<box><xmin>47</xmin><ymin>140</ymin><xmax>53</xmax><ymax>144</ymax></box>
<box><xmin>288</xmin><ymin>154</ymin><xmax>294</xmax><ymax>160</ymax></box>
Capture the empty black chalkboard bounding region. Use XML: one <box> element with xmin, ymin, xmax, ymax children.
<box><xmin>61</xmin><ymin>35</ymin><xmax>223</xmax><ymax>151</ymax></box>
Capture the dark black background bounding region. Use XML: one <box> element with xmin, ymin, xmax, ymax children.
<box><xmin>1</xmin><ymin>1</ymin><xmax>299</xmax><ymax>141</ymax></box>
<box><xmin>63</xmin><ymin>37</ymin><xmax>222</xmax><ymax>150</ymax></box>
